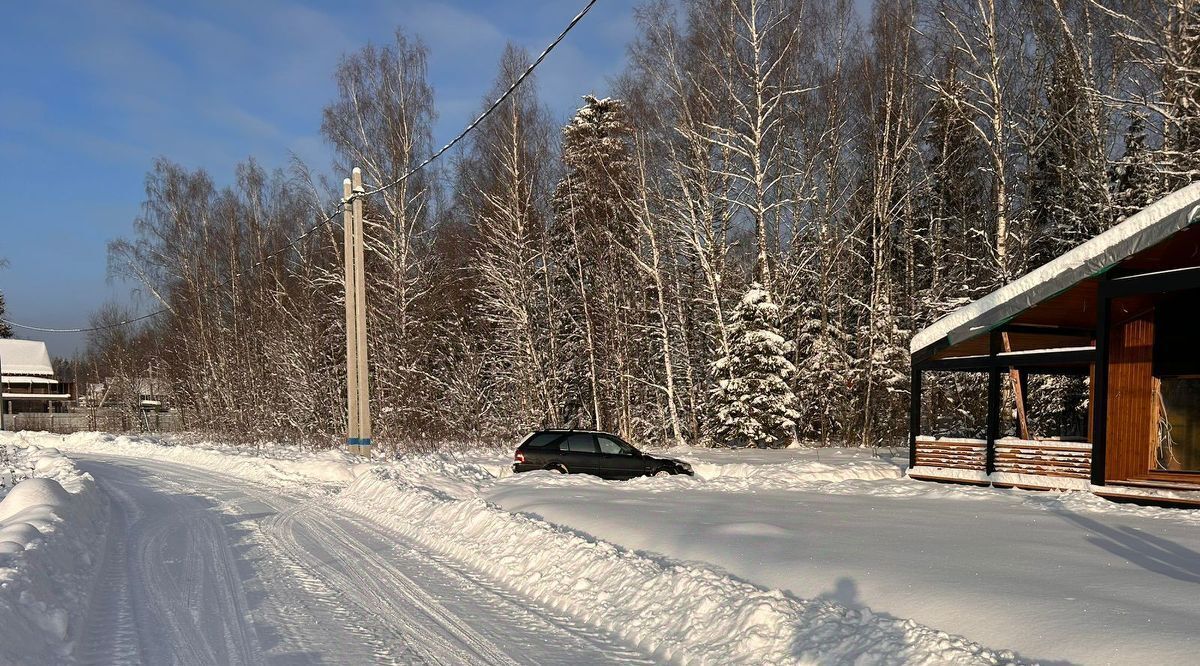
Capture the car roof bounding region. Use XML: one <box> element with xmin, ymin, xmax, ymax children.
<box><xmin>532</xmin><ymin>428</ymin><xmax>612</xmax><ymax>435</ymax></box>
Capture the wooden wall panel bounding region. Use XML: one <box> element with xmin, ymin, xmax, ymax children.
<box><xmin>1105</xmin><ymin>312</ymin><xmax>1156</xmax><ymax>481</ymax></box>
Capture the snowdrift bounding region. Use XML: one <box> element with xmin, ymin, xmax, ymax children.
<box><xmin>337</xmin><ymin>466</ymin><xmax>1018</xmax><ymax>665</ymax></box>
<box><xmin>51</xmin><ymin>432</ymin><xmax>1021</xmax><ymax>664</ymax></box>
<box><xmin>0</xmin><ymin>434</ymin><xmax>108</xmax><ymax>662</ymax></box>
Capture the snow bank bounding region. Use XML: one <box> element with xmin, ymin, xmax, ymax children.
<box><xmin>0</xmin><ymin>433</ymin><xmax>107</xmax><ymax>662</ymax></box>
<box><xmin>337</xmin><ymin>466</ymin><xmax>1019</xmax><ymax>665</ymax></box>
<box><xmin>47</xmin><ymin>434</ymin><xmax>1018</xmax><ymax>663</ymax></box>
<box><xmin>54</xmin><ymin>431</ymin><xmax>369</xmax><ymax>486</ymax></box>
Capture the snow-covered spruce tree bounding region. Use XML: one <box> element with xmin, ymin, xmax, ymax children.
<box><xmin>1110</xmin><ymin>113</ymin><xmax>1158</xmax><ymax>220</ymax></box>
<box><xmin>792</xmin><ymin>303</ymin><xmax>855</xmax><ymax>445</ymax></box>
<box><xmin>0</xmin><ymin>288</ymin><xmax>11</xmax><ymax>338</ymax></box>
<box><xmin>551</xmin><ymin>95</ymin><xmax>639</xmax><ymax>435</ymax></box>
<box><xmin>857</xmin><ymin>291</ymin><xmax>911</xmax><ymax>447</ymax></box>
<box><xmin>710</xmin><ymin>284</ymin><xmax>799</xmax><ymax>448</ymax></box>
<box><xmin>1024</xmin><ymin>56</ymin><xmax>1111</xmax><ymax>266</ymax></box>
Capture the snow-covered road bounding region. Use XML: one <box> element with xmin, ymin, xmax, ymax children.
<box><xmin>72</xmin><ymin>454</ymin><xmax>651</xmax><ymax>665</ymax></box>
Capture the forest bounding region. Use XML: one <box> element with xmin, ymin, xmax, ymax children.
<box><xmin>82</xmin><ymin>0</ymin><xmax>1200</xmax><ymax>449</ymax></box>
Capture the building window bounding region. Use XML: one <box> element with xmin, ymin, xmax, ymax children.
<box><xmin>1156</xmin><ymin>377</ymin><xmax>1200</xmax><ymax>473</ymax></box>
<box><xmin>1153</xmin><ymin>291</ymin><xmax>1200</xmax><ymax>473</ymax></box>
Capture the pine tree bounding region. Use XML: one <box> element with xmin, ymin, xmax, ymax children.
<box><xmin>792</xmin><ymin>304</ymin><xmax>855</xmax><ymax>445</ymax></box>
<box><xmin>551</xmin><ymin>95</ymin><xmax>639</xmax><ymax>434</ymax></box>
<box><xmin>1159</xmin><ymin>1</ymin><xmax>1200</xmax><ymax>189</ymax></box>
<box><xmin>858</xmin><ymin>291</ymin><xmax>911</xmax><ymax>446</ymax></box>
<box><xmin>1025</xmin><ymin>57</ymin><xmax>1111</xmax><ymax>265</ymax></box>
<box><xmin>920</xmin><ymin>59</ymin><xmax>989</xmax><ymax>315</ymax></box>
<box><xmin>0</xmin><ymin>289</ymin><xmax>11</xmax><ymax>338</ymax></box>
<box><xmin>710</xmin><ymin>284</ymin><xmax>799</xmax><ymax>448</ymax></box>
<box><xmin>1110</xmin><ymin>113</ymin><xmax>1157</xmax><ymax>221</ymax></box>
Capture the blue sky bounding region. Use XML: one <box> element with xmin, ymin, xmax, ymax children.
<box><xmin>0</xmin><ymin>0</ymin><xmax>641</xmax><ymax>357</ymax></box>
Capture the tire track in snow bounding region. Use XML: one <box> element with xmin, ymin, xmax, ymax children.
<box><xmin>261</xmin><ymin>502</ymin><xmax>513</xmax><ymax>665</ymax></box>
<box><xmin>74</xmin><ymin>454</ymin><xmax>657</xmax><ymax>666</ymax></box>
<box><xmin>76</xmin><ymin>484</ymin><xmax>142</xmax><ymax>666</ymax></box>
<box><xmin>76</xmin><ymin>462</ymin><xmax>264</xmax><ymax>666</ymax></box>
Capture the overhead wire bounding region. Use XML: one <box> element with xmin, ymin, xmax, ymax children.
<box><xmin>1</xmin><ymin>0</ymin><xmax>600</xmax><ymax>335</ymax></box>
<box><xmin>359</xmin><ymin>0</ymin><xmax>600</xmax><ymax>198</ymax></box>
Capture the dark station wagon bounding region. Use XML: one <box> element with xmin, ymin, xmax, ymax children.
<box><xmin>512</xmin><ymin>429</ymin><xmax>694</xmax><ymax>480</ymax></box>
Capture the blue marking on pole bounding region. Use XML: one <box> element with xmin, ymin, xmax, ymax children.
<box><xmin>359</xmin><ymin>438</ymin><xmax>372</xmax><ymax>448</ymax></box>
<box><xmin>347</xmin><ymin>437</ymin><xmax>359</xmax><ymax>446</ymax></box>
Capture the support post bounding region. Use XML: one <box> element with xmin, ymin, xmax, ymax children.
<box><xmin>909</xmin><ymin>365</ymin><xmax>922</xmax><ymax>468</ymax></box>
<box><xmin>1090</xmin><ymin>281</ymin><xmax>1111</xmax><ymax>486</ymax></box>
<box><xmin>342</xmin><ymin>177</ymin><xmax>360</xmax><ymax>454</ymax></box>
<box><xmin>986</xmin><ymin>332</ymin><xmax>1001</xmax><ymax>475</ymax></box>
<box><xmin>1000</xmin><ymin>332</ymin><xmax>1029</xmax><ymax>440</ymax></box>
<box><xmin>351</xmin><ymin>168</ymin><xmax>372</xmax><ymax>457</ymax></box>
<box><xmin>0</xmin><ymin>351</ymin><xmax>5</xmax><ymax>432</ymax></box>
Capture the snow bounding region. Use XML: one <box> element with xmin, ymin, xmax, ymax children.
<box><xmin>908</xmin><ymin>465</ymin><xmax>990</xmax><ymax>482</ymax></box>
<box><xmin>996</xmin><ymin>436</ymin><xmax>1092</xmax><ymax>451</ymax></box>
<box><xmin>43</xmin><ymin>432</ymin><xmax>1016</xmax><ymax>664</ymax></box>
<box><xmin>0</xmin><ymin>339</ymin><xmax>56</xmax><ymax>376</ymax></box>
<box><xmin>488</xmin><ymin>452</ymin><xmax>1200</xmax><ymax>664</ymax></box>
<box><xmin>911</xmin><ymin>181</ymin><xmax>1200</xmax><ymax>353</ymax></box>
<box><xmin>0</xmin><ymin>435</ymin><xmax>107</xmax><ymax>662</ymax></box>
<box><xmin>995</xmin><ymin>345</ymin><xmax>1095</xmax><ymax>356</ymax></box>
<box><xmin>991</xmin><ymin>471</ymin><xmax>1091</xmax><ymax>491</ymax></box>
<box><xmin>1</xmin><ymin>376</ymin><xmax>58</xmax><ymax>385</ymax></box>
<box><xmin>11</xmin><ymin>430</ymin><xmax>1200</xmax><ymax>664</ymax></box>
<box><xmin>916</xmin><ymin>435</ymin><xmax>987</xmax><ymax>444</ymax></box>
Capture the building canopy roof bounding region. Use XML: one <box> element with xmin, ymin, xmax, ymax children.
<box><xmin>912</xmin><ymin>182</ymin><xmax>1200</xmax><ymax>356</ymax></box>
<box><xmin>0</xmin><ymin>339</ymin><xmax>56</xmax><ymax>377</ymax></box>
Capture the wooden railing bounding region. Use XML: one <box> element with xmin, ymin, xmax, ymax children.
<box><xmin>915</xmin><ymin>436</ymin><xmax>1093</xmax><ymax>479</ymax></box>
<box><xmin>914</xmin><ymin>437</ymin><xmax>986</xmax><ymax>470</ymax></box>
<box><xmin>994</xmin><ymin>438</ymin><xmax>1092</xmax><ymax>479</ymax></box>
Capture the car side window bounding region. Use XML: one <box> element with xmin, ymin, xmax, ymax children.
<box><xmin>597</xmin><ymin>436</ymin><xmax>628</xmax><ymax>455</ymax></box>
<box><xmin>565</xmin><ymin>433</ymin><xmax>597</xmax><ymax>453</ymax></box>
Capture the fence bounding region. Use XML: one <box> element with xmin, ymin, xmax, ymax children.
<box><xmin>1</xmin><ymin>411</ymin><xmax>185</xmax><ymax>434</ymax></box>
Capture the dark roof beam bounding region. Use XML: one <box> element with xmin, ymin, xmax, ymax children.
<box><xmin>1103</xmin><ymin>265</ymin><xmax>1200</xmax><ymax>298</ymax></box>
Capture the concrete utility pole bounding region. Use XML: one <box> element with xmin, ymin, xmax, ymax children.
<box><xmin>343</xmin><ymin>168</ymin><xmax>372</xmax><ymax>456</ymax></box>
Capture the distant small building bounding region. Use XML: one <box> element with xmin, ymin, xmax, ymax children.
<box><xmin>909</xmin><ymin>183</ymin><xmax>1200</xmax><ymax>505</ymax></box>
<box><xmin>84</xmin><ymin>376</ymin><xmax>172</xmax><ymax>412</ymax></box>
<box><xmin>0</xmin><ymin>339</ymin><xmax>73</xmax><ymax>415</ymax></box>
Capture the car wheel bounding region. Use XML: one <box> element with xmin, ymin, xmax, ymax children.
<box><xmin>654</xmin><ymin>469</ymin><xmax>672</xmax><ymax>477</ymax></box>
<box><xmin>547</xmin><ymin>464</ymin><xmax>568</xmax><ymax>474</ymax></box>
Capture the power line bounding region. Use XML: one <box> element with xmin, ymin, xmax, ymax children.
<box><xmin>1</xmin><ymin>0</ymin><xmax>600</xmax><ymax>335</ymax></box>
<box><xmin>360</xmin><ymin>0</ymin><xmax>599</xmax><ymax>198</ymax></box>
<box><xmin>2</xmin><ymin>309</ymin><xmax>166</xmax><ymax>334</ymax></box>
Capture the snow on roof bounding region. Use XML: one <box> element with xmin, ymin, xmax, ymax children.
<box><xmin>1</xmin><ymin>375</ymin><xmax>58</xmax><ymax>385</ymax></box>
<box><xmin>0</xmin><ymin>339</ymin><xmax>55</xmax><ymax>376</ymax></box>
<box><xmin>912</xmin><ymin>182</ymin><xmax>1200</xmax><ymax>354</ymax></box>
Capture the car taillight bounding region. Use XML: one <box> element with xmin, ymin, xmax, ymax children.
<box><xmin>514</xmin><ymin>451</ymin><xmax>526</xmax><ymax>463</ymax></box>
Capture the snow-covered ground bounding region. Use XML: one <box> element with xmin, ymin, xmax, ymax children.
<box><xmin>485</xmin><ymin>448</ymin><xmax>1200</xmax><ymax>665</ymax></box>
<box><xmin>4</xmin><ymin>431</ymin><xmax>1198</xmax><ymax>664</ymax></box>
<box><xmin>0</xmin><ymin>437</ymin><xmax>108</xmax><ymax>662</ymax></box>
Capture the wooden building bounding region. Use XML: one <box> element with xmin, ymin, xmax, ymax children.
<box><xmin>0</xmin><ymin>339</ymin><xmax>73</xmax><ymax>419</ymax></box>
<box><xmin>909</xmin><ymin>183</ymin><xmax>1200</xmax><ymax>504</ymax></box>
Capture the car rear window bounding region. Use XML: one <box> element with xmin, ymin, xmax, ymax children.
<box><xmin>521</xmin><ymin>432</ymin><xmax>562</xmax><ymax>449</ymax></box>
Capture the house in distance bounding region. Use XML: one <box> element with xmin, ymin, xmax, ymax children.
<box><xmin>909</xmin><ymin>182</ymin><xmax>1200</xmax><ymax>505</ymax></box>
<box><xmin>0</xmin><ymin>339</ymin><xmax>74</xmax><ymax>424</ymax></box>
